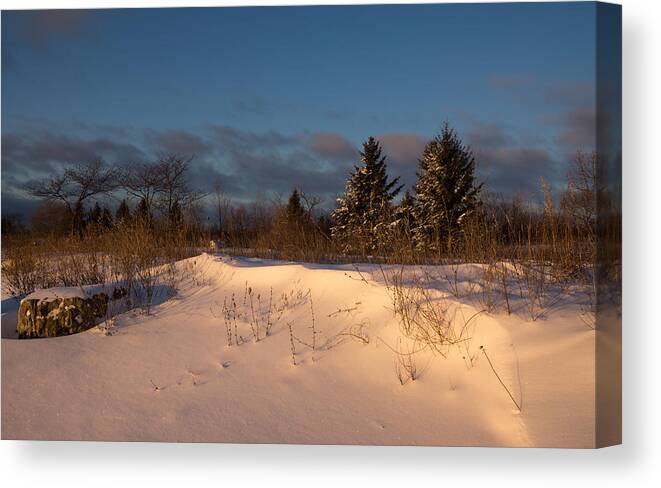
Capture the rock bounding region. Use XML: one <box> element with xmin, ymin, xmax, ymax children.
<box><xmin>18</xmin><ymin>289</ymin><xmax>109</xmax><ymax>339</ymax></box>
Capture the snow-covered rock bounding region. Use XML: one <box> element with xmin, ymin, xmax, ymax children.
<box><xmin>17</xmin><ymin>288</ymin><xmax>109</xmax><ymax>339</ymax></box>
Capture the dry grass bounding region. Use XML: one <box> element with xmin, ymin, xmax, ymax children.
<box><xmin>1</xmin><ymin>218</ymin><xmax>203</xmax><ymax>317</ymax></box>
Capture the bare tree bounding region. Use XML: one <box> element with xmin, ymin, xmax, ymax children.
<box><xmin>212</xmin><ymin>178</ymin><xmax>232</xmax><ymax>239</ymax></box>
<box><xmin>120</xmin><ymin>154</ymin><xmax>205</xmax><ymax>226</ymax></box>
<box><xmin>300</xmin><ymin>191</ymin><xmax>333</xmax><ymax>243</ymax></box>
<box><xmin>300</xmin><ymin>191</ymin><xmax>322</xmax><ymax>216</ymax></box>
<box><xmin>26</xmin><ymin>160</ymin><xmax>119</xmax><ymax>237</ymax></box>
<box><xmin>121</xmin><ymin>161</ymin><xmax>163</xmax><ymax>217</ymax></box>
<box><xmin>561</xmin><ymin>151</ymin><xmax>597</xmax><ymax>243</ymax></box>
<box><xmin>153</xmin><ymin>155</ymin><xmax>205</xmax><ymax>222</ymax></box>
<box><xmin>155</xmin><ymin>155</ymin><xmax>190</xmax><ymax>216</ymax></box>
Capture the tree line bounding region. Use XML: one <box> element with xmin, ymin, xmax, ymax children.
<box><xmin>5</xmin><ymin>122</ymin><xmax>597</xmax><ymax>275</ymax></box>
<box><xmin>18</xmin><ymin>155</ymin><xmax>203</xmax><ymax>239</ymax></box>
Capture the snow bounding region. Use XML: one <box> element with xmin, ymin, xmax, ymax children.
<box><xmin>1</xmin><ymin>253</ymin><xmax>594</xmax><ymax>446</ymax></box>
<box><xmin>22</xmin><ymin>287</ymin><xmax>89</xmax><ymax>301</ymax></box>
<box><xmin>21</xmin><ymin>284</ymin><xmax>108</xmax><ymax>302</ymax></box>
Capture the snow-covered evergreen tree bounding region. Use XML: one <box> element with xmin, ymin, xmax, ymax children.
<box><xmin>331</xmin><ymin>137</ymin><xmax>402</xmax><ymax>254</ymax></box>
<box><xmin>393</xmin><ymin>190</ymin><xmax>417</xmax><ymax>238</ymax></box>
<box><xmin>414</xmin><ymin>123</ymin><xmax>482</xmax><ymax>253</ymax></box>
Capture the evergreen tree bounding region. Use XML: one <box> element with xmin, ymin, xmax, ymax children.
<box><xmin>414</xmin><ymin>123</ymin><xmax>482</xmax><ymax>253</ymax></box>
<box><xmin>134</xmin><ymin>197</ymin><xmax>151</xmax><ymax>224</ymax></box>
<box><xmin>100</xmin><ymin>207</ymin><xmax>113</xmax><ymax>229</ymax></box>
<box><xmin>331</xmin><ymin>137</ymin><xmax>402</xmax><ymax>254</ymax></box>
<box><xmin>115</xmin><ymin>199</ymin><xmax>131</xmax><ymax>223</ymax></box>
<box><xmin>85</xmin><ymin>202</ymin><xmax>113</xmax><ymax>235</ymax></box>
<box><xmin>87</xmin><ymin>202</ymin><xmax>103</xmax><ymax>226</ymax></box>
<box><xmin>285</xmin><ymin>188</ymin><xmax>308</xmax><ymax>228</ymax></box>
<box><xmin>393</xmin><ymin>190</ymin><xmax>417</xmax><ymax>238</ymax></box>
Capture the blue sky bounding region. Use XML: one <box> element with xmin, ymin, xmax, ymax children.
<box><xmin>1</xmin><ymin>3</ymin><xmax>598</xmax><ymax>215</ymax></box>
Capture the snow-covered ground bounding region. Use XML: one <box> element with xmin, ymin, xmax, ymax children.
<box><xmin>1</xmin><ymin>253</ymin><xmax>595</xmax><ymax>447</ymax></box>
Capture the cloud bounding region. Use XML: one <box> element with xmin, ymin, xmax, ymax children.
<box><xmin>210</xmin><ymin>125</ymin><xmax>298</xmax><ymax>152</ymax></box>
<box><xmin>467</xmin><ymin>121</ymin><xmax>562</xmax><ymax>195</ymax></box>
<box><xmin>1</xmin><ymin>191</ymin><xmax>41</xmax><ymax>222</ymax></box>
<box><xmin>476</xmin><ymin>146</ymin><xmax>556</xmax><ymax>172</ymax></box>
<box><xmin>144</xmin><ymin>129</ymin><xmax>213</xmax><ymax>157</ymax></box>
<box><xmin>541</xmin><ymin>80</ymin><xmax>595</xmax><ymax>108</ymax></box>
<box><xmin>376</xmin><ymin>133</ymin><xmax>427</xmax><ymax>190</ymax></box>
<box><xmin>477</xmin><ymin>146</ymin><xmax>560</xmax><ymax>196</ymax></box>
<box><xmin>487</xmin><ymin>73</ymin><xmax>535</xmax><ymax>91</ymax></box>
<box><xmin>488</xmin><ymin>73</ymin><xmax>596</xmax><ymax>154</ymax></box>
<box><xmin>546</xmin><ymin>106</ymin><xmax>596</xmax><ymax>149</ymax></box>
<box><xmin>2</xmin><ymin>121</ymin><xmax>362</xmax><ymax>215</ymax></box>
<box><xmin>489</xmin><ymin>73</ymin><xmax>594</xmax><ymax>108</ymax></box>
<box><xmin>304</xmin><ymin>132</ymin><xmax>356</xmax><ymax>161</ymax></box>
<box><xmin>378</xmin><ymin>133</ymin><xmax>426</xmax><ymax>164</ymax></box>
<box><xmin>467</xmin><ymin>122</ymin><xmax>512</xmax><ymax>149</ymax></box>
<box><xmin>1</xmin><ymin>131</ymin><xmax>146</xmax><ymax>177</ymax></box>
<box><xmin>484</xmin><ymin>73</ymin><xmax>597</xmax><ymax>185</ymax></box>
<box><xmin>207</xmin><ymin>127</ymin><xmax>352</xmax><ymax>200</ymax></box>
<box><xmin>6</xmin><ymin>10</ymin><xmax>93</xmax><ymax>49</ymax></box>
<box><xmin>1</xmin><ymin>117</ymin><xmax>571</xmax><ymax>217</ymax></box>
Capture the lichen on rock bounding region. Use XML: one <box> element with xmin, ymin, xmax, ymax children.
<box><xmin>17</xmin><ymin>290</ymin><xmax>109</xmax><ymax>339</ymax></box>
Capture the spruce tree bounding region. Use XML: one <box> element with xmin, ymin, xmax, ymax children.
<box><xmin>393</xmin><ymin>190</ymin><xmax>417</xmax><ymax>238</ymax></box>
<box><xmin>331</xmin><ymin>137</ymin><xmax>402</xmax><ymax>254</ymax></box>
<box><xmin>88</xmin><ymin>202</ymin><xmax>102</xmax><ymax>226</ymax></box>
<box><xmin>134</xmin><ymin>197</ymin><xmax>151</xmax><ymax>224</ymax></box>
<box><xmin>414</xmin><ymin>123</ymin><xmax>482</xmax><ymax>253</ymax></box>
<box><xmin>100</xmin><ymin>207</ymin><xmax>113</xmax><ymax>229</ymax></box>
<box><xmin>285</xmin><ymin>189</ymin><xmax>307</xmax><ymax>228</ymax></box>
<box><xmin>274</xmin><ymin>188</ymin><xmax>312</xmax><ymax>257</ymax></box>
<box><xmin>116</xmin><ymin>199</ymin><xmax>131</xmax><ymax>223</ymax></box>
<box><xmin>85</xmin><ymin>203</ymin><xmax>113</xmax><ymax>235</ymax></box>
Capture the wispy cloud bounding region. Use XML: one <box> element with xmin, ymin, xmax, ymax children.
<box><xmin>304</xmin><ymin>132</ymin><xmax>357</xmax><ymax>161</ymax></box>
<box><xmin>1</xmin><ymin>111</ymin><xmax>578</xmax><ymax>216</ymax></box>
<box><xmin>6</xmin><ymin>10</ymin><xmax>94</xmax><ymax>49</ymax></box>
<box><xmin>1</xmin><ymin>122</ymin><xmax>361</xmax><ymax>213</ymax></box>
<box><xmin>467</xmin><ymin>120</ymin><xmax>561</xmax><ymax>196</ymax></box>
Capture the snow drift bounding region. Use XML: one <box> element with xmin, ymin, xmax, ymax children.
<box><xmin>1</xmin><ymin>253</ymin><xmax>595</xmax><ymax>447</ymax></box>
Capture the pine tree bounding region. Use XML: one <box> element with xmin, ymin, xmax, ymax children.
<box><xmin>331</xmin><ymin>137</ymin><xmax>402</xmax><ymax>254</ymax></box>
<box><xmin>414</xmin><ymin>123</ymin><xmax>482</xmax><ymax>253</ymax></box>
<box><xmin>115</xmin><ymin>199</ymin><xmax>131</xmax><ymax>223</ymax></box>
<box><xmin>134</xmin><ymin>197</ymin><xmax>151</xmax><ymax>224</ymax></box>
<box><xmin>285</xmin><ymin>188</ymin><xmax>307</xmax><ymax>228</ymax></box>
<box><xmin>272</xmin><ymin>188</ymin><xmax>312</xmax><ymax>257</ymax></box>
<box><xmin>100</xmin><ymin>207</ymin><xmax>113</xmax><ymax>229</ymax></box>
<box><xmin>88</xmin><ymin>202</ymin><xmax>103</xmax><ymax>226</ymax></box>
<box><xmin>85</xmin><ymin>202</ymin><xmax>113</xmax><ymax>235</ymax></box>
<box><xmin>393</xmin><ymin>190</ymin><xmax>417</xmax><ymax>238</ymax></box>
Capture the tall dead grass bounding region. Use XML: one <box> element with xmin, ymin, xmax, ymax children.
<box><xmin>1</xmin><ymin>219</ymin><xmax>203</xmax><ymax>315</ymax></box>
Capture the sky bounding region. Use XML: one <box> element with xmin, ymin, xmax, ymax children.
<box><xmin>1</xmin><ymin>3</ymin><xmax>598</xmax><ymax>218</ymax></box>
